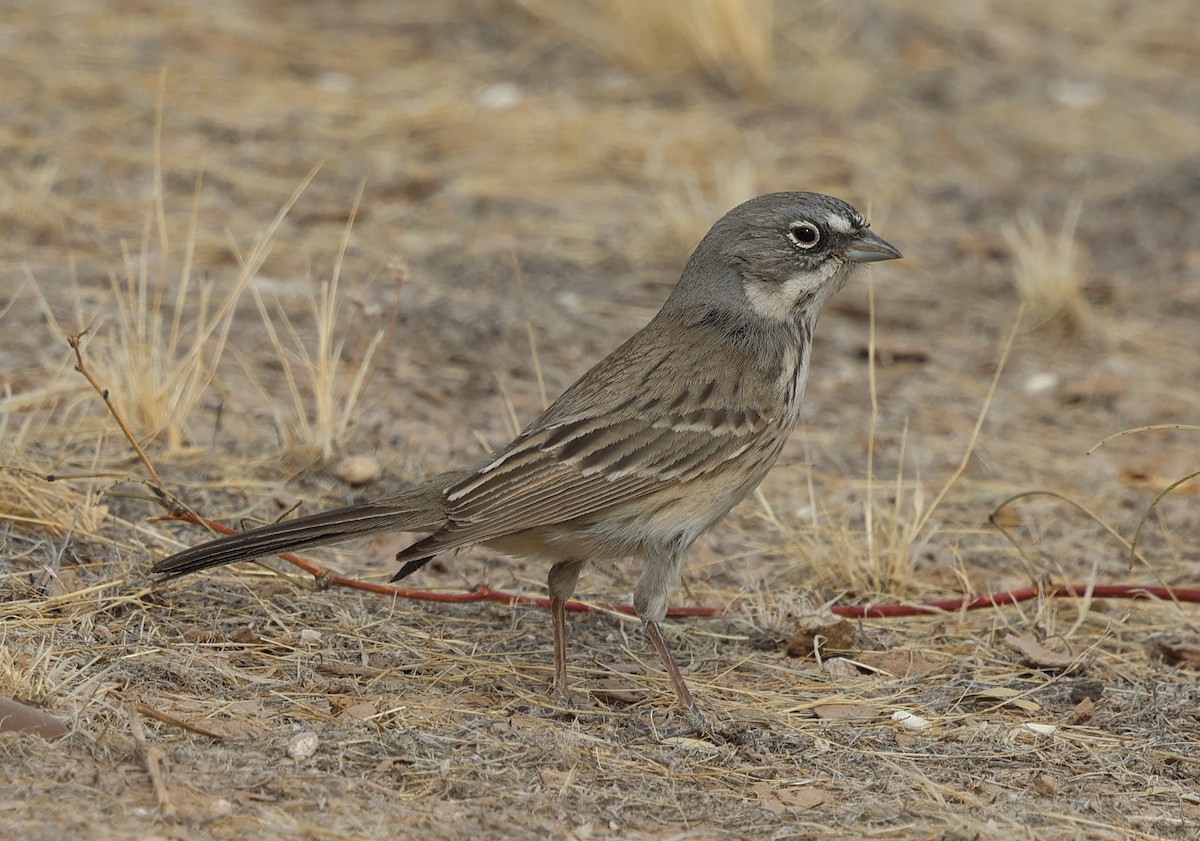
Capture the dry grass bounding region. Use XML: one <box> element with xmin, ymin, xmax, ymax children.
<box><xmin>247</xmin><ymin>183</ymin><xmax>391</xmax><ymax>463</ymax></box>
<box><xmin>1</xmin><ymin>1</ymin><xmax>1199</xmax><ymax>839</ymax></box>
<box><xmin>522</xmin><ymin>0</ymin><xmax>774</xmax><ymax>95</ymax></box>
<box><xmin>656</xmin><ymin>157</ymin><xmax>760</xmax><ymax>255</ymax></box>
<box><xmin>1004</xmin><ymin>203</ymin><xmax>1094</xmax><ymax>336</ymax></box>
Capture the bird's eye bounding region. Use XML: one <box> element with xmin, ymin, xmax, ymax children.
<box><xmin>787</xmin><ymin>221</ymin><xmax>821</xmax><ymax>249</ymax></box>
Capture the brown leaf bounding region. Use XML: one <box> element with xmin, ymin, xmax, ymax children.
<box><xmin>750</xmin><ymin>781</ymin><xmax>829</xmax><ymax>814</ymax></box>
<box><xmin>0</xmin><ymin>697</ymin><xmax>68</xmax><ymax>739</ymax></box>
<box><xmin>44</xmin><ymin>568</ymin><xmax>87</xmax><ymax>599</ymax></box>
<box><xmin>590</xmin><ymin>662</ymin><xmax>646</xmax><ymax>705</ymax></box>
<box><xmin>1117</xmin><ymin>467</ymin><xmax>1198</xmax><ymax>493</ymax></box>
<box><xmin>1147</xmin><ymin>635</ymin><xmax>1200</xmax><ymax>668</ymax></box>
<box><xmin>971</xmin><ymin>687</ymin><xmax>1042</xmax><ymax>713</ymax></box>
<box><xmin>785</xmin><ymin>619</ymin><xmax>856</xmax><ymax>658</ymax></box>
<box><xmin>853</xmin><ymin>650</ymin><xmax>942</xmax><ymax>677</ymax></box>
<box><xmin>1057</xmin><ymin>375</ymin><xmax>1126</xmax><ymax>407</ymax></box>
<box><xmin>1032</xmin><ymin>773</ymin><xmax>1060</xmax><ymax>797</ymax></box>
<box><xmin>342</xmin><ymin>701</ymin><xmax>378</xmax><ymax>720</ymax></box>
<box><xmin>1065</xmin><ymin>696</ymin><xmax>1095</xmax><ymax>725</ymax></box>
<box><xmin>813</xmin><ymin>703</ymin><xmax>880</xmax><ymax>722</ymax></box>
<box><xmin>230</xmin><ymin>627</ymin><xmax>263</xmax><ymax>645</ymax></box>
<box><xmin>821</xmin><ymin>657</ymin><xmax>860</xmax><ymax>681</ymax></box>
<box><xmin>990</xmin><ymin>506</ymin><xmax>1023</xmax><ymax>528</ymax></box>
<box><xmin>1004</xmin><ymin>633</ymin><xmax>1078</xmax><ymax>670</ymax></box>
<box><xmin>775</xmin><ymin>788</ymin><xmax>831</xmax><ymax>812</ymax></box>
<box><xmin>588</xmin><ymin>679</ymin><xmax>640</xmax><ymax>706</ymax></box>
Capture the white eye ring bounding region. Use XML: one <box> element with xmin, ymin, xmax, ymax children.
<box><xmin>787</xmin><ymin>221</ymin><xmax>821</xmax><ymax>249</ymax></box>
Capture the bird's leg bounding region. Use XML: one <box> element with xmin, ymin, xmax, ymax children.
<box><xmin>634</xmin><ymin>545</ymin><xmax>707</xmax><ymax>729</ymax></box>
<box><xmin>642</xmin><ymin>618</ymin><xmax>701</xmax><ymax>724</ymax></box>
<box><xmin>547</xmin><ymin>559</ymin><xmax>586</xmax><ymax>706</ymax></box>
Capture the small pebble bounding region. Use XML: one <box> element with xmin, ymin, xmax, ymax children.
<box><xmin>287</xmin><ymin>731</ymin><xmax>319</xmax><ymax>760</ymax></box>
<box><xmin>335</xmin><ymin>455</ymin><xmax>380</xmax><ymax>486</ymax></box>
<box><xmin>820</xmin><ymin>657</ymin><xmax>859</xmax><ymax>680</ymax></box>
<box><xmin>891</xmin><ymin>710</ymin><xmax>931</xmax><ymax>730</ymax></box>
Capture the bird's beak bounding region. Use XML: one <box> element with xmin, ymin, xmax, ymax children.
<box><xmin>843</xmin><ymin>229</ymin><xmax>902</xmax><ymax>263</ymax></box>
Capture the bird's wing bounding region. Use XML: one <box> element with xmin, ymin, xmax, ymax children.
<box><xmin>397</xmin><ymin>320</ymin><xmax>779</xmax><ymax>563</ymax></box>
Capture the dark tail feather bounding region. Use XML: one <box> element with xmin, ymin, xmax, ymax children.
<box><xmin>390</xmin><ymin>555</ymin><xmax>434</xmax><ymax>583</ymax></box>
<box><xmin>153</xmin><ymin>502</ymin><xmax>445</xmax><ymax>579</ymax></box>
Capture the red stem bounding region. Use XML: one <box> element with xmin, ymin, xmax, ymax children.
<box><xmin>162</xmin><ymin>513</ymin><xmax>1200</xmax><ymax>618</ymax></box>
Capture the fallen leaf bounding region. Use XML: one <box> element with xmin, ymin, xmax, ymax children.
<box><xmin>1004</xmin><ymin>633</ymin><xmax>1079</xmax><ymax>670</ymax></box>
<box><xmin>785</xmin><ymin>619</ymin><xmax>856</xmax><ymax>658</ymax></box>
<box><xmin>1032</xmin><ymin>773</ymin><xmax>1060</xmax><ymax>797</ymax></box>
<box><xmin>590</xmin><ymin>662</ymin><xmax>646</xmax><ymax>705</ymax></box>
<box><xmin>0</xmin><ymin>697</ymin><xmax>68</xmax><ymax>739</ymax></box>
<box><xmin>813</xmin><ymin>703</ymin><xmax>880</xmax><ymax>722</ymax></box>
<box><xmin>1116</xmin><ymin>467</ymin><xmax>1198</xmax><ymax>494</ymax></box>
<box><xmin>1147</xmin><ymin>636</ymin><xmax>1200</xmax><ymax>668</ymax></box>
<box><xmin>775</xmin><ymin>788</ymin><xmax>830</xmax><ymax>811</ymax></box>
<box><xmin>588</xmin><ymin>679</ymin><xmax>640</xmax><ymax>706</ymax></box>
<box><xmin>853</xmin><ymin>650</ymin><xmax>942</xmax><ymax>678</ymax></box>
<box><xmin>342</xmin><ymin>701</ymin><xmax>378</xmax><ymax>720</ymax></box>
<box><xmin>750</xmin><ymin>781</ymin><xmax>829</xmax><ymax>814</ymax></box>
<box><xmin>989</xmin><ymin>506</ymin><xmax>1023</xmax><ymax>528</ymax></box>
<box><xmin>820</xmin><ymin>657</ymin><xmax>860</xmax><ymax>680</ymax></box>
<box><xmin>971</xmin><ymin>687</ymin><xmax>1042</xmax><ymax>713</ymax></box>
<box><xmin>661</xmin><ymin>736</ymin><xmax>719</xmax><ymax>752</ymax></box>
<box><xmin>1065</xmin><ymin>696</ymin><xmax>1095</xmax><ymax>725</ymax></box>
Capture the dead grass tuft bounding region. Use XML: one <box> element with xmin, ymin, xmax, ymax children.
<box><xmin>656</xmin><ymin>157</ymin><xmax>760</xmax><ymax>256</ymax></box>
<box><xmin>1003</xmin><ymin>202</ymin><xmax>1094</xmax><ymax>336</ymax></box>
<box><xmin>522</xmin><ymin>0</ymin><xmax>774</xmax><ymax>95</ymax></box>
<box><xmin>247</xmin><ymin>184</ymin><xmax>391</xmax><ymax>463</ymax></box>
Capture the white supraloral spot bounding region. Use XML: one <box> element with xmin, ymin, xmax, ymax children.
<box><xmin>823</xmin><ymin>211</ymin><xmax>856</xmax><ymax>235</ymax></box>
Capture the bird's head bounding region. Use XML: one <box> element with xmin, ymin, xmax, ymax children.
<box><xmin>671</xmin><ymin>192</ymin><xmax>901</xmax><ymax>323</ymax></box>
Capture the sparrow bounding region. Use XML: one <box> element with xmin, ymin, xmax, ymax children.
<box><xmin>153</xmin><ymin>192</ymin><xmax>901</xmax><ymax>724</ymax></box>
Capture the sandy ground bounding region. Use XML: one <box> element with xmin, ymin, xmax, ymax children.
<box><xmin>1</xmin><ymin>1</ymin><xmax>1198</xmax><ymax>838</ymax></box>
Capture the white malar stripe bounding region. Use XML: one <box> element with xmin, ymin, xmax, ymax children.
<box><xmin>744</xmin><ymin>260</ymin><xmax>843</xmax><ymax>322</ymax></box>
<box><xmin>745</xmin><ymin>275</ymin><xmax>804</xmax><ymax>321</ymax></box>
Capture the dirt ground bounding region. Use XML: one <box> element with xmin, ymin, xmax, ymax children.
<box><xmin>2</xmin><ymin>1</ymin><xmax>1199</xmax><ymax>838</ymax></box>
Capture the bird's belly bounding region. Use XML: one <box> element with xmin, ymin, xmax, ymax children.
<box><xmin>482</xmin><ymin>461</ymin><xmax>776</xmax><ymax>566</ymax></box>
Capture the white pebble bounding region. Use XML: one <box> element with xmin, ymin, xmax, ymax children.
<box><xmin>891</xmin><ymin>710</ymin><xmax>931</xmax><ymax>730</ymax></box>
<box><xmin>287</xmin><ymin>731</ymin><xmax>319</xmax><ymax>760</ymax></box>
<box><xmin>335</xmin><ymin>455</ymin><xmax>380</xmax><ymax>486</ymax></box>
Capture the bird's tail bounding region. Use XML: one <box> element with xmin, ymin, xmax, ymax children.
<box><xmin>152</xmin><ymin>493</ymin><xmax>447</xmax><ymax>579</ymax></box>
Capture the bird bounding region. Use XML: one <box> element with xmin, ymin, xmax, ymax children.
<box><xmin>153</xmin><ymin>192</ymin><xmax>901</xmax><ymax>725</ymax></box>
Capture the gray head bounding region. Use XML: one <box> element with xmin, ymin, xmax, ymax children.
<box><xmin>667</xmin><ymin>191</ymin><xmax>901</xmax><ymax>322</ymax></box>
